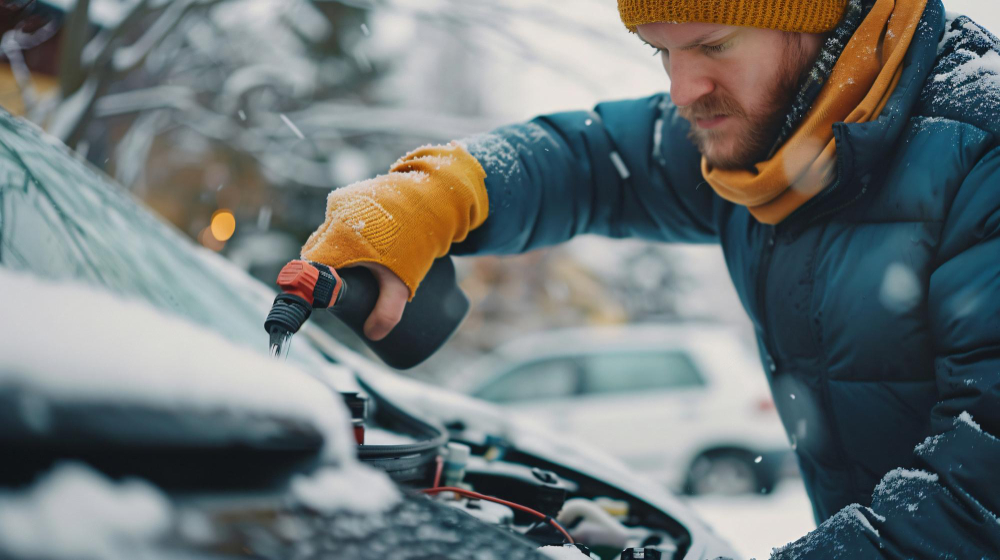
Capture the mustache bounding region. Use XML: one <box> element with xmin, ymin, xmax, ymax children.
<box><xmin>677</xmin><ymin>93</ymin><xmax>747</xmax><ymax>122</ymax></box>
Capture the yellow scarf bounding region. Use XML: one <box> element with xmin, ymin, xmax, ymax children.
<box><xmin>702</xmin><ymin>0</ymin><xmax>927</xmax><ymax>225</ymax></box>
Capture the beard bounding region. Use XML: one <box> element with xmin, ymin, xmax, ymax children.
<box><xmin>678</xmin><ymin>36</ymin><xmax>816</xmax><ymax>170</ymax></box>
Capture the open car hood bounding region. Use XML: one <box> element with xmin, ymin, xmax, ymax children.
<box><xmin>303</xmin><ymin>328</ymin><xmax>739</xmax><ymax>560</ymax></box>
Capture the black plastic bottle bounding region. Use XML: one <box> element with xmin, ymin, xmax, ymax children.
<box><xmin>265</xmin><ymin>257</ymin><xmax>469</xmax><ymax>369</ymax></box>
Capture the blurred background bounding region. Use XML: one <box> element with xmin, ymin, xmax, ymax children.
<box><xmin>0</xmin><ymin>0</ymin><xmax>996</xmax><ymax>557</ymax></box>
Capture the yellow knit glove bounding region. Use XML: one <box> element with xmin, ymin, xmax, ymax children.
<box><xmin>300</xmin><ymin>143</ymin><xmax>488</xmax><ymax>299</ymax></box>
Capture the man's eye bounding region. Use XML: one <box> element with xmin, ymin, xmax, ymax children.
<box><xmin>702</xmin><ymin>40</ymin><xmax>733</xmax><ymax>54</ymax></box>
<box><xmin>650</xmin><ymin>45</ymin><xmax>663</xmax><ymax>57</ymax></box>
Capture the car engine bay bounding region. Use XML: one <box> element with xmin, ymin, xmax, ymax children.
<box><xmin>344</xmin><ymin>380</ymin><xmax>693</xmax><ymax>560</ymax></box>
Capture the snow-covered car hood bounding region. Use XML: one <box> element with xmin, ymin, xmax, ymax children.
<box><xmin>0</xmin><ymin>267</ymin><xmax>355</xmax><ymax>463</ymax></box>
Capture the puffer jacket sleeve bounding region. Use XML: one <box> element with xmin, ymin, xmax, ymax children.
<box><xmin>771</xmin><ymin>147</ymin><xmax>1000</xmax><ymax>559</ymax></box>
<box><xmin>450</xmin><ymin>93</ymin><xmax>720</xmax><ymax>256</ymax></box>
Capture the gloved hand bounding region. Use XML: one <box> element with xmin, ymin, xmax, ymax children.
<box><xmin>300</xmin><ymin>142</ymin><xmax>488</xmax><ymax>339</ymax></box>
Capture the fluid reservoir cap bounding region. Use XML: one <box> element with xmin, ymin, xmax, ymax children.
<box><xmin>446</xmin><ymin>442</ymin><xmax>470</xmax><ymax>464</ymax></box>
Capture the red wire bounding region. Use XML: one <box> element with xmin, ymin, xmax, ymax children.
<box><xmin>432</xmin><ymin>455</ymin><xmax>444</xmax><ymax>489</ymax></box>
<box><xmin>420</xmin><ymin>486</ymin><xmax>574</xmax><ymax>544</ymax></box>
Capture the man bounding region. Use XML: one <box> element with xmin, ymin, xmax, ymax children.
<box><xmin>302</xmin><ymin>0</ymin><xmax>1000</xmax><ymax>556</ymax></box>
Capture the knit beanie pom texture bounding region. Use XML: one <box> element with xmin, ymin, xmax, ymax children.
<box><xmin>618</xmin><ymin>0</ymin><xmax>849</xmax><ymax>34</ymax></box>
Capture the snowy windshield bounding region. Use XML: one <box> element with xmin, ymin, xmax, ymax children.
<box><xmin>0</xmin><ymin>113</ymin><xmax>326</xmax><ymax>367</ymax></box>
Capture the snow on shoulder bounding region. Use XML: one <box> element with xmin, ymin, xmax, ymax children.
<box><xmin>0</xmin><ymin>268</ymin><xmax>354</xmax><ymax>462</ymax></box>
<box><xmin>0</xmin><ymin>462</ymin><xmax>171</xmax><ymax>560</ymax></box>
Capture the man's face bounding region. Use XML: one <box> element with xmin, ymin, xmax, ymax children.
<box><xmin>637</xmin><ymin>22</ymin><xmax>824</xmax><ymax>169</ymax></box>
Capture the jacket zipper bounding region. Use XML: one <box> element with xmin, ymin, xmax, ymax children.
<box><xmin>762</xmin><ymin>209</ymin><xmax>865</xmax><ymax>512</ymax></box>
<box><xmin>755</xmin><ymin>225</ymin><xmax>779</xmax><ymax>378</ymax></box>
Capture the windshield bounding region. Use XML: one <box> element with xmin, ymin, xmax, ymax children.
<box><xmin>0</xmin><ymin>113</ymin><xmax>327</xmax><ymax>369</ymax></box>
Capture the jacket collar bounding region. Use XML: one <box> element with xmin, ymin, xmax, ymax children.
<box><xmin>781</xmin><ymin>0</ymin><xmax>945</xmax><ymax>233</ymax></box>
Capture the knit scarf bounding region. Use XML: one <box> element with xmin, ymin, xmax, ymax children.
<box><xmin>702</xmin><ymin>0</ymin><xmax>928</xmax><ymax>225</ymax></box>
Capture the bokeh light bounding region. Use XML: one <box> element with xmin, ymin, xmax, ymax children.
<box><xmin>210</xmin><ymin>209</ymin><xmax>236</xmax><ymax>241</ymax></box>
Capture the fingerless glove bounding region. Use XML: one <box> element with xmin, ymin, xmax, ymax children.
<box><xmin>300</xmin><ymin>143</ymin><xmax>489</xmax><ymax>299</ymax></box>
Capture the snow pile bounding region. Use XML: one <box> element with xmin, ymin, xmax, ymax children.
<box><xmin>291</xmin><ymin>463</ymin><xmax>401</xmax><ymax>514</ymax></box>
<box><xmin>0</xmin><ymin>463</ymin><xmax>172</xmax><ymax>560</ymax></box>
<box><xmin>0</xmin><ymin>268</ymin><xmax>354</xmax><ymax>462</ymax></box>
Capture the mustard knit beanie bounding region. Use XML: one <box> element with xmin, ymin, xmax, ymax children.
<box><xmin>618</xmin><ymin>0</ymin><xmax>849</xmax><ymax>34</ymax></box>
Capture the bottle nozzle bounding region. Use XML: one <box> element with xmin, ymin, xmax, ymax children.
<box><xmin>269</xmin><ymin>328</ymin><xmax>293</xmax><ymax>361</ymax></box>
<box><xmin>264</xmin><ymin>292</ymin><xmax>312</xmax><ymax>361</ymax></box>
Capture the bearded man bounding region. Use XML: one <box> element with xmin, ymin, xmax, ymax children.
<box><xmin>301</xmin><ymin>0</ymin><xmax>1000</xmax><ymax>555</ymax></box>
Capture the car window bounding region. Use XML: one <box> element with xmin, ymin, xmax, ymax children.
<box><xmin>0</xmin><ymin>114</ymin><xmax>325</xmax><ymax>368</ymax></box>
<box><xmin>476</xmin><ymin>358</ymin><xmax>581</xmax><ymax>403</ymax></box>
<box><xmin>581</xmin><ymin>351</ymin><xmax>705</xmax><ymax>396</ymax></box>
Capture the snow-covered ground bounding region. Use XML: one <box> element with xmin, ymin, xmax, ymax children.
<box><xmin>686</xmin><ymin>481</ymin><xmax>816</xmax><ymax>560</ymax></box>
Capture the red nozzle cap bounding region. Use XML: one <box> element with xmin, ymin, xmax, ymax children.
<box><xmin>276</xmin><ymin>260</ymin><xmax>320</xmax><ymax>303</ymax></box>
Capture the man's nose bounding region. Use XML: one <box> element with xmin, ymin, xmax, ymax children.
<box><xmin>667</xmin><ymin>55</ymin><xmax>715</xmax><ymax>107</ymax></box>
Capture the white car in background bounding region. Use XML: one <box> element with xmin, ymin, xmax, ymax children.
<box><xmin>464</xmin><ymin>324</ymin><xmax>795</xmax><ymax>496</ymax></box>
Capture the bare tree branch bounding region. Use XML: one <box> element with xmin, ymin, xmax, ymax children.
<box><xmin>56</xmin><ymin>0</ymin><xmax>92</xmax><ymax>96</ymax></box>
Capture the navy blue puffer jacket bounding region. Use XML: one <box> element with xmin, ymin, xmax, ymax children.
<box><xmin>454</xmin><ymin>1</ymin><xmax>1000</xmax><ymax>557</ymax></box>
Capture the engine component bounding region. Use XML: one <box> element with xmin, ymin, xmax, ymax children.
<box><xmin>483</xmin><ymin>434</ymin><xmax>509</xmax><ymax>462</ymax></box>
<box><xmin>341</xmin><ymin>392</ymin><xmax>367</xmax><ymax>445</ymax></box>
<box><xmin>621</xmin><ymin>548</ymin><xmax>661</xmax><ymax>560</ymax></box>
<box><xmin>421</xmin><ymin>486</ymin><xmax>574</xmax><ymax>544</ymax></box>
<box><xmin>449</xmin><ymin>496</ymin><xmax>514</xmax><ymax>526</ymax></box>
<box><xmin>594</xmin><ymin>497</ymin><xmax>630</xmax><ymax>521</ymax></box>
<box><xmin>558</xmin><ymin>498</ymin><xmax>646</xmax><ymax>549</ymax></box>
<box><xmin>443</xmin><ymin>442</ymin><xmax>470</xmax><ymax>487</ymax></box>
<box><xmin>557</xmin><ymin>498</ymin><xmax>678</xmax><ymax>556</ymax></box>
<box><xmin>463</xmin><ymin>458</ymin><xmax>575</xmax><ymax>521</ymax></box>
